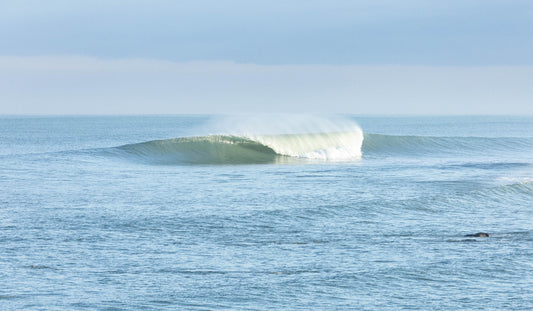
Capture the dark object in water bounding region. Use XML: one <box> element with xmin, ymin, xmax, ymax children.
<box><xmin>464</xmin><ymin>232</ymin><xmax>490</xmax><ymax>238</ymax></box>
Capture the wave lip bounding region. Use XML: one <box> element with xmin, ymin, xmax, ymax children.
<box><xmin>116</xmin><ymin>130</ymin><xmax>364</xmax><ymax>165</ymax></box>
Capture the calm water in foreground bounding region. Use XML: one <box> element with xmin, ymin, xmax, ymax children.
<box><xmin>1</xmin><ymin>115</ymin><xmax>532</xmax><ymax>310</ymax></box>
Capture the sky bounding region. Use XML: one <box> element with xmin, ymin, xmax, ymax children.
<box><xmin>1</xmin><ymin>0</ymin><xmax>532</xmax><ymax>115</ymax></box>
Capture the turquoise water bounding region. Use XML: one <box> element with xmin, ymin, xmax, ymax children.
<box><xmin>1</xmin><ymin>115</ymin><xmax>532</xmax><ymax>310</ymax></box>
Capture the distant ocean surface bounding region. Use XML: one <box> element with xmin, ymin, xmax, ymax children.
<box><xmin>1</xmin><ymin>115</ymin><xmax>532</xmax><ymax>310</ymax></box>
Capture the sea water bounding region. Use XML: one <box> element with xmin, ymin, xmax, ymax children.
<box><xmin>0</xmin><ymin>115</ymin><xmax>532</xmax><ymax>310</ymax></box>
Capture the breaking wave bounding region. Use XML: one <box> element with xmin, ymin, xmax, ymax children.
<box><xmin>103</xmin><ymin>113</ymin><xmax>532</xmax><ymax>165</ymax></box>
<box><xmin>115</xmin><ymin>130</ymin><xmax>364</xmax><ymax>165</ymax></box>
<box><xmin>109</xmin><ymin>131</ymin><xmax>533</xmax><ymax>165</ymax></box>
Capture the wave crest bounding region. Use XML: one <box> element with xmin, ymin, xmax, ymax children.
<box><xmin>116</xmin><ymin>130</ymin><xmax>364</xmax><ymax>165</ymax></box>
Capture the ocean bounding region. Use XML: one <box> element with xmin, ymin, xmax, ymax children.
<box><xmin>1</xmin><ymin>115</ymin><xmax>532</xmax><ymax>310</ymax></box>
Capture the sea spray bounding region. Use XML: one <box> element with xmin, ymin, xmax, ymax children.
<box><xmin>205</xmin><ymin>114</ymin><xmax>363</xmax><ymax>136</ymax></box>
<box><xmin>207</xmin><ymin>114</ymin><xmax>364</xmax><ymax>160</ymax></box>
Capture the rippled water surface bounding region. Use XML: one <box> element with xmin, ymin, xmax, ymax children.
<box><xmin>1</xmin><ymin>115</ymin><xmax>532</xmax><ymax>310</ymax></box>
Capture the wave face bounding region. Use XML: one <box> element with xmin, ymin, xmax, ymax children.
<box><xmin>117</xmin><ymin>130</ymin><xmax>364</xmax><ymax>165</ymax></box>
<box><xmin>113</xmin><ymin>131</ymin><xmax>532</xmax><ymax>165</ymax></box>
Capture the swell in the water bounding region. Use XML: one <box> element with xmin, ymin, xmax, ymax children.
<box><xmin>109</xmin><ymin>130</ymin><xmax>531</xmax><ymax>165</ymax></box>
<box><xmin>115</xmin><ymin>130</ymin><xmax>364</xmax><ymax>165</ymax></box>
<box><xmin>362</xmin><ymin>133</ymin><xmax>533</xmax><ymax>157</ymax></box>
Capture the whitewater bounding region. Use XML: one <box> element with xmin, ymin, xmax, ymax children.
<box><xmin>1</xmin><ymin>115</ymin><xmax>532</xmax><ymax>310</ymax></box>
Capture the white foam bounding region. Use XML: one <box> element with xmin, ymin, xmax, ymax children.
<box><xmin>205</xmin><ymin>114</ymin><xmax>364</xmax><ymax>160</ymax></box>
<box><xmin>249</xmin><ymin>130</ymin><xmax>363</xmax><ymax>160</ymax></box>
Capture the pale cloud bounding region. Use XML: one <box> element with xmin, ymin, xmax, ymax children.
<box><xmin>1</xmin><ymin>56</ymin><xmax>532</xmax><ymax>115</ymax></box>
<box><xmin>1</xmin><ymin>1</ymin><xmax>532</xmax><ymax>65</ymax></box>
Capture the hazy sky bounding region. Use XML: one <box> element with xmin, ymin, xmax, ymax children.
<box><xmin>1</xmin><ymin>0</ymin><xmax>532</xmax><ymax>114</ymax></box>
